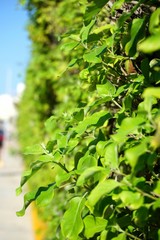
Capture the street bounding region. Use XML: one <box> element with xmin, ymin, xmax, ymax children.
<box><xmin>0</xmin><ymin>137</ymin><xmax>34</xmax><ymax>240</ymax></box>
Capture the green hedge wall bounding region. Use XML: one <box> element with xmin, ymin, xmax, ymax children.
<box><xmin>17</xmin><ymin>1</ymin><xmax>160</xmax><ymax>239</ymax></box>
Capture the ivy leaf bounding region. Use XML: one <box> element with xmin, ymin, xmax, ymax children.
<box><xmin>83</xmin><ymin>215</ymin><xmax>107</xmax><ymax>238</ymax></box>
<box><xmin>86</xmin><ymin>180</ymin><xmax>120</xmax><ymax>212</ymax></box>
<box><xmin>61</xmin><ymin>197</ymin><xmax>85</xmax><ymax>239</ymax></box>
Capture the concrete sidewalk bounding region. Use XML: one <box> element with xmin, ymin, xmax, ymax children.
<box><xmin>0</xmin><ymin>139</ymin><xmax>34</xmax><ymax>240</ymax></box>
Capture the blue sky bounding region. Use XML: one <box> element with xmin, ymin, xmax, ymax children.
<box><xmin>0</xmin><ymin>1</ymin><xmax>30</xmax><ymax>96</ymax></box>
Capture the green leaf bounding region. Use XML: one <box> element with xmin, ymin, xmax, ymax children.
<box><xmin>16</xmin><ymin>161</ymin><xmax>47</xmax><ymax>195</ymax></box>
<box><xmin>76</xmin><ymin>166</ymin><xmax>109</xmax><ymax>186</ymax></box>
<box><xmin>83</xmin><ymin>44</ymin><xmax>107</xmax><ymax>63</ymax></box>
<box><xmin>133</xmin><ymin>206</ymin><xmax>149</xmax><ymax>227</ymax></box>
<box><xmin>112</xmin><ymin>117</ymin><xmax>145</xmax><ymax>143</ymax></box>
<box><xmin>96</xmin><ymin>81</ymin><xmax>116</xmax><ymax>97</ymax></box>
<box><xmin>73</xmin><ymin>109</ymin><xmax>84</xmax><ymax>121</ymax></box>
<box><xmin>143</xmin><ymin>87</ymin><xmax>160</xmax><ymax>99</ymax></box>
<box><xmin>17</xmin><ymin>183</ymin><xmax>55</xmax><ymax>216</ymax></box>
<box><xmin>76</xmin><ymin>153</ymin><xmax>97</xmax><ymax>174</ymax></box>
<box><xmin>149</xmin><ymin>8</ymin><xmax>160</xmax><ymax>35</ymax></box>
<box><xmin>111</xmin><ymin>0</ymin><xmax>125</xmax><ymax>12</ymax></box>
<box><xmin>138</xmin><ymin>35</ymin><xmax>160</xmax><ymax>54</ymax></box>
<box><xmin>57</xmin><ymin>133</ymin><xmax>68</xmax><ymax>149</ymax></box>
<box><xmin>112</xmin><ymin>233</ymin><xmax>126</xmax><ymax>240</ymax></box>
<box><xmin>125</xmin><ymin>141</ymin><xmax>147</xmax><ymax>169</ymax></box>
<box><xmin>80</xmin><ymin>19</ymin><xmax>95</xmax><ymax>44</ymax></box>
<box><xmin>104</xmin><ymin>142</ymin><xmax>118</xmax><ymax>169</ymax></box>
<box><xmin>75</xmin><ymin>111</ymin><xmax>111</xmax><ymax>135</ymax></box>
<box><xmin>55</xmin><ymin>165</ymin><xmax>72</xmax><ymax>187</ymax></box>
<box><xmin>86</xmin><ymin>180</ymin><xmax>120</xmax><ymax>212</ymax></box>
<box><xmin>68</xmin><ymin>58</ymin><xmax>78</xmax><ymax>67</ymax></box>
<box><xmin>84</xmin><ymin>215</ymin><xmax>107</xmax><ymax>238</ymax></box>
<box><xmin>36</xmin><ymin>184</ymin><xmax>55</xmax><ymax>207</ymax></box>
<box><xmin>19</xmin><ymin>155</ymin><xmax>54</xmax><ymax>190</ymax></box>
<box><xmin>153</xmin><ymin>198</ymin><xmax>160</xmax><ymax>210</ymax></box>
<box><xmin>83</xmin><ymin>53</ymin><xmax>101</xmax><ymax>63</ymax></box>
<box><xmin>119</xmin><ymin>190</ymin><xmax>143</xmax><ymax>210</ymax></box>
<box><xmin>96</xmin><ymin>141</ymin><xmax>108</xmax><ymax>156</ymax></box>
<box><xmin>61</xmin><ymin>41</ymin><xmax>79</xmax><ymax>51</ymax></box>
<box><xmin>79</xmin><ymin>68</ymin><xmax>90</xmax><ymax>79</ymax></box>
<box><xmin>24</xmin><ymin>144</ymin><xmax>46</xmax><ymax>155</ymax></box>
<box><xmin>125</xmin><ymin>18</ymin><xmax>145</xmax><ymax>56</ymax></box>
<box><xmin>84</xmin><ymin>0</ymin><xmax>109</xmax><ymax>24</ymax></box>
<box><xmin>61</xmin><ymin>197</ymin><xmax>85</xmax><ymax>239</ymax></box>
<box><xmin>153</xmin><ymin>180</ymin><xmax>160</xmax><ymax>195</ymax></box>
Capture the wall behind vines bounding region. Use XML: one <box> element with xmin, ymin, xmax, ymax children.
<box><xmin>17</xmin><ymin>0</ymin><xmax>160</xmax><ymax>239</ymax></box>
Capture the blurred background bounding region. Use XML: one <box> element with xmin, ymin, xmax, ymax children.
<box><xmin>0</xmin><ymin>1</ymin><xmax>33</xmax><ymax>239</ymax></box>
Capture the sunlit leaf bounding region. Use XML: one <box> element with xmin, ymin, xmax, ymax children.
<box><xmin>36</xmin><ymin>184</ymin><xmax>55</xmax><ymax>207</ymax></box>
<box><xmin>125</xmin><ymin>18</ymin><xmax>145</xmax><ymax>56</ymax></box>
<box><xmin>149</xmin><ymin>8</ymin><xmax>160</xmax><ymax>35</ymax></box>
<box><xmin>143</xmin><ymin>87</ymin><xmax>160</xmax><ymax>99</ymax></box>
<box><xmin>96</xmin><ymin>81</ymin><xmax>116</xmax><ymax>97</ymax></box>
<box><xmin>17</xmin><ymin>183</ymin><xmax>55</xmax><ymax>216</ymax></box>
<box><xmin>112</xmin><ymin>117</ymin><xmax>145</xmax><ymax>143</ymax></box>
<box><xmin>75</xmin><ymin>111</ymin><xmax>111</xmax><ymax>135</ymax></box>
<box><xmin>87</xmin><ymin>180</ymin><xmax>120</xmax><ymax>212</ymax></box>
<box><xmin>138</xmin><ymin>35</ymin><xmax>160</xmax><ymax>54</ymax></box>
<box><xmin>119</xmin><ymin>190</ymin><xmax>143</xmax><ymax>210</ymax></box>
<box><xmin>24</xmin><ymin>144</ymin><xmax>46</xmax><ymax>155</ymax></box>
<box><xmin>80</xmin><ymin>19</ymin><xmax>95</xmax><ymax>44</ymax></box>
<box><xmin>104</xmin><ymin>142</ymin><xmax>118</xmax><ymax>169</ymax></box>
<box><xmin>77</xmin><ymin>166</ymin><xmax>109</xmax><ymax>186</ymax></box>
<box><xmin>61</xmin><ymin>197</ymin><xmax>85</xmax><ymax>239</ymax></box>
<box><xmin>84</xmin><ymin>215</ymin><xmax>107</xmax><ymax>238</ymax></box>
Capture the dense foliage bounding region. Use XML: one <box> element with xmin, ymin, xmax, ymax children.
<box><xmin>17</xmin><ymin>0</ymin><xmax>160</xmax><ymax>239</ymax></box>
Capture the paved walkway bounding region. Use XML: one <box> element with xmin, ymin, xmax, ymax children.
<box><xmin>0</xmin><ymin>138</ymin><xmax>34</xmax><ymax>240</ymax></box>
